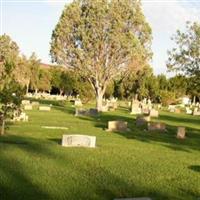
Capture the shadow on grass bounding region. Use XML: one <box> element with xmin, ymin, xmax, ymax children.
<box><xmin>0</xmin><ymin>134</ymin><xmax>198</xmax><ymax>200</ymax></box>
<box><xmin>0</xmin><ymin>135</ymin><xmax>56</xmax><ymax>200</ymax></box>
<box><xmin>189</xmin><ymin>165</ymin><xmax>200</xmax><ymax>173</ymax></box>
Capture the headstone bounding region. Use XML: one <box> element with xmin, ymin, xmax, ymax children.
<box><xmin>142</xmin><ymin>107</ymin><xmax>150</xmax><ymax>115</ymax></box>
<box><xmin>149</xmin><ymin>109</ymin><xmax>159</xmax><ymax>117</ymax></box>
<box><xmin>186</xmin><ymin>107</ymin><xmax>192</xmax><ymax>114</ymax></box>
<box><xmin>24</xmin><ymin>105</ymin><xmax>33</xmax><ymax>110</ymax></box>
<box><xmin>13</xmin><ymin>112</ymin><xmax>28</xmax><ymax>122</ymax></box>
<box><xmin>131</xmin><ymin>100</ymin><xmax>142</xmax><ymax>115</ymax></box>
<box><xmin>107</xmin><ymin>121</ymin><xmax>129</xmax><ymax>132</ymax></box>
<box><xmin>102</xmin><ymin>105</ymin><xmax>109</xmax><ymax>112</ymax></box>
<box><xmin>74</xmin><ymin>100</ymin><xmax>82</xmax><ymax>107</ymax></box>
<box><xmin>89</xmin><ymin>108</ymin><xmax>98</xmax><ymax>116</ymax></box>
<box><xmin>175</xmin><ymin>108</ymin><xmax>181</xmax><ymax>114</ymax></box>
<box><xmin>22</xmin><ymin>100</ymin><xmax>30</xmax><ymax>105</ymax></box>
<box><xmin>32</xmin><ymin>101</ymin><xmax>39</xmax><ymax>106</ymax></box>
<box><xmin>62</xmin><ymin>134</ymin><xmax>96</xmax><ymax>148</ymax></box>
<box><xmin>75</xmin><ymin>108</ymin><xmax>87</xmax><ymax>116</ymax></box>
<box><xmin>177</xmin><ymin>127</ymin><xmax>186</xmax><ymax>139</ymax></box>
<box><xmin>193</xmin><ymin>108</ymin><xmax>200</xmax><ymax>116</ymax></box>
<box><xmin>39</xmin><ymin>106</ymin><xmax>51</xmax><ymax>111</ymax></box>
<box><xmin>168</xmin><ymin>105</ymin><xmax>175</xmax><ymax>112</ymax></box>
<box><xmin>148</xmin><ymin>122</ymin><xmax>166</xmax><ymax>131</ymax></box>
<box><xmin>136</xmin><ymin>115</ymin><xmax>151</xmax><ymax>126</ymax></box>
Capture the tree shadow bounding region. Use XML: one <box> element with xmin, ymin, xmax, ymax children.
<box><xmin>188</xmin><ymin>165</ymin><xmax>200</xmax><ymax>173</ymax></box>
<box><xmin>77</xmin><ymin>111</ymin><xmax>200</xmax><ymax>153</ymax></box>
<box><xmin>0</xmin><ymin>135</ymin><xmax>57</xmax><ymax>200</ymax></box>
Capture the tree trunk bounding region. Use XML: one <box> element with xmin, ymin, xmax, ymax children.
<box><xmin>96</xmin><ymin>88</ymin><xmax>104</xmax><ymax>112</ymax></box>
<box><xmin>96</xmin><ymin>92</ymin><xmax>103</xmax><ymax>112</ymax></box>
<box><xmin>1</xmin><ymin>119</ymin><xmax>5</xmax><ymax>135</ymax></box>
<box><xmin>26</xmin><ymin>81</ymin><xmax>30</xmax><ymax>95</ymax></box>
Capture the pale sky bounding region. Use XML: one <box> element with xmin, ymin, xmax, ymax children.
<box><xmin>1</xmin><ymin>0</ymin><xmax>200</xmax><ymax>75</ymax></box>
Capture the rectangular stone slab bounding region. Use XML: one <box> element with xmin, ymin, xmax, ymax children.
<box><xmin>39</xmin><ymin>106</ymin><xmax>51</xmax><ymax>111</ymax></box>
<box><xmin>24</xmin><ymin>105</ymin><xmax>33</xmax><ymax>110</ymax></box>
<box><xmin>177</xmin><ymin>127</ymin><xmax>186</xmax><ymax>139</ymax></box>
<box><xmin>149</xmin><ymin>109</ymin><xmax>159</xmax><ymax>117</ymax></box>
<box><xmin>62</xmin><ymin>135</ymin><xmax>96</xmax><ymax>148</ymax></box>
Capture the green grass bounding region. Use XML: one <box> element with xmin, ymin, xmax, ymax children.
<box><xmin>0</xmin><ymin>100</ymin><xmax>200</xmax><ymax>200</ymax></box>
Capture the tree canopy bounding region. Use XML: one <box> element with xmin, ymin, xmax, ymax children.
<box><xmin>50</xmin><ymin>0</ymin><xmax>152</xmax><ymax>111</ymax></box>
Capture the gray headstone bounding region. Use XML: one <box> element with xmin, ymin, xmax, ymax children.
<box><xmin>148</xmin><ymin>122</ymin><xmax>166</xmax><ymax>131</ymax></box>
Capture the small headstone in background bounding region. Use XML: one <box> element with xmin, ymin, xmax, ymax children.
<box><xmin>193</xmin><ymin>107</ymin><xmax>200</xmax><ymax>116</ymax></box>
<box><xmin>22</xmin><ymin>100</ymin><xmax>30</xmax><ymax>105</ymax></box>
<box><xmin>24</xmin><ymin>105</ymin><xmax>33</xmax><ymax>110</ymax></box>
<box><xmin>107</xmin><ymin>121</ymin><xmax>129</xmax><ymax>132</ymax></box>
<box><xmin>89</xmin><ymin>108</ymin><xmax>98</xmax><ymax>116</ymax></box>
<box><xmin>136</xmin><ymin>115</ymin><xmax>151</xmax><ymax>126</ymax></box>
<box><xmin>177</xmin><ymin>127</ymin><xmax>186</xmax><ymax>139</ymax></box>
<box><xmin>149</xmin><ymin>109</ymin><xmax>159</xmax><ymax>117</ymax></box>
<box><xmin>186</xmin><ymin>107</ymin><xmax>192</xmax><ymax>114</ymax></box>
<box><xmin>148</xmin><ymin>122</ymin><xmax>166</xmax><ymax>132</ymax></box>
<box><xmin>32</xmin><ymin>101</ymin><xmax>39</xmax><ymax>106</ymax></box>
<box><xmin>175</xmin><ymin>108</ymin><xmax>181</xmax><ymax>114</ymax></box>
<box><xmin>74</xmin><ymin>99</ymin><xmax>82</xmax><ymax>107</ymax></box>
<box><xmin>39</xmin><ymin>106</ymin><xmax>51</xmax><ymax>111</ymax></box>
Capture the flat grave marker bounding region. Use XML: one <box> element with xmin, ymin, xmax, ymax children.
<box><xmin>62</xmin><ymin>135</ymin><xmax>96</xmax><ymax>148</ymax></box>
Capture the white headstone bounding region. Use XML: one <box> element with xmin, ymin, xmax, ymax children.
<box><xmin>39</xmin><ymin>106</ymin><xmax>51</xmax><ymax>111</ymax></box>
<box><xmin>24</xmin><ymin>105</ymin><xmax>33</xmax><ymax>110</ymax></box>
<box><xmin>62</xmin><ymin>135</ymin><xmax>96</xmax><ymax>148</ymax></box>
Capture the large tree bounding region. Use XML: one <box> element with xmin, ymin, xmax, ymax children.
<box><xmin>167</xmin><ymin>22</ymin><xmax>200</xmax><ymax>100</ymax></box>
<box><xmin>0</xmin><ymin>34</ymin><xmax>24</xmax><ymax>135</ymax></box>
<box><xmin>50</xmin><ymin>0</ymin><xmax>152</xmax><ymax>111</ymax></box>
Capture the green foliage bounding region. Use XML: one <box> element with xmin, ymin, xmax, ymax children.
<box><xmin>167</xmin><ymin>22</ymin><xmax>200</xmax><ymax>98</ymax></box>
<box><xmin>50</xmin><ymin>0</ymin><xmax>152</xmax><ymax>110</ymax></box>
<box><xmin>159</xmin><ymin>90</ymin><xmax>176</xmax><ymax>106</ymax></box>
<box><xmin>168</xmin><ymin>75</ymin><xmax>188</xmax><ymax>97</ymax></box>
<box><xmin>29</xmin><ymin>53</ymin><xmax>40</xmax><ymax>91</ymax></box>
<box><xmin>37</xmin><ymin>68</ymin><xmax>52</xmax><ymax>92</ymax></box>
<box><xmin>0</xmin><ymin>34</ymin><xmax>19</xmax><ymax>88</ymax></box>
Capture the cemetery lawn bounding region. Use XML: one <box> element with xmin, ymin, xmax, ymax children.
<box><xmin>0</xmin><ymin>100</ymin><xmax>200</xmax><ymax>200</ymax></box>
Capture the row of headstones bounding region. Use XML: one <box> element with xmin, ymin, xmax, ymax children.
<box><xmin>74</xmin><ymin>98</ymin><xmax>118</xmax><ymax>112</ymax></box>
<box><xmin>62</xmin><ymin>120</ymin><xmax>186</xmax><ymax>149</ymax></box>
<box><xmin>26</xmin><ymin>93</ymin><xmax>68</xmax><ymax>101</ymax></box>
<box><xmin>168</xmin><ymin>105</ymin><xmax>200</xmax><ymax>116</ymax></box>
<box><xmin>22</xmin><ymin>100</ymin><xmax>51</xmax><ymax>111</ymax></box>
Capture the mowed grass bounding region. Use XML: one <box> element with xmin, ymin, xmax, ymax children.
<box><xmin>0</xmin><ymin>100</ymin><xmax>200</xmax><ymax>200</ymax></box>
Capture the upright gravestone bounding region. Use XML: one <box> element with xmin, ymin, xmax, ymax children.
<box><xmin>193</xmin><ymin>107</ymin><xmax>200</xmax><ymax>116</ymax></box>
<box><xmin>177</xmin><ymin>127</ymin><xmax>186</xmax><ymax>139</ymax></box>
<box><xmin>136</xmin><ymin>115</ymin><xmax>151</xmax><ymax>126</ymax></box>
<box><xmin>62</xmin><ymin>135</ymin><xmax>96</xmax><ymax>148</ymax></box>
<box><xmin>130</xmin><ymin>99</ymin><xmax>141</xmax><ymax>115</ymax></box>
<box><xmin>149</xmin><ymin>109</ymin><xmax>159</xmax><ymax>117</ymax></box>
<box><xmin>107</xmin><ymin>121</ymin><xmax>129</xmax><ymax>132</ymax></box>
<box><xmin>24</xmin><ymin>105</ymin><xmax>33</xmax><ymax>110</ymax></box>
<box><xmin>89</xmin><ymin>108</ymin><xmax>98</xmax><ymax>116</ymax></box>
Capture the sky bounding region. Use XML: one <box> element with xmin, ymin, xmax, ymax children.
<box><xmin>0</xmin><ymin>0</ymin><xmax>200</xmax><ymax>75</ymax></box>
